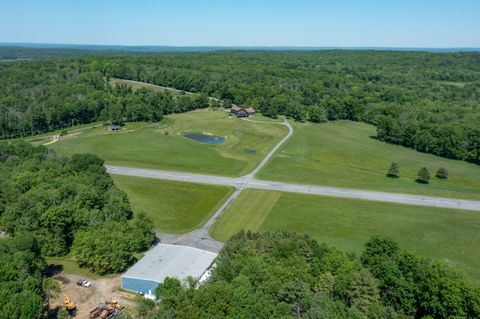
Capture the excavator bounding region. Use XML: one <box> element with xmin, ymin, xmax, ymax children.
<box><xmin>64</xmin><ymin>293</ymin><xmax>77</xmax><ymax>315</ymax></box>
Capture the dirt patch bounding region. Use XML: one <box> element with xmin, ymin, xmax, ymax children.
<box><xmin>51</xmin><ymin>272</ymin><xmax>137</xmax><ymax>319</ymax></box>
<box><xmin>54</xmin><ymin>131</ymin><xmax>83</xmax><ymax>143</ymax></box>
<box><xmin>55</xmin><ymin>275</ymin><xmax>71</xmax><ymax>284</ymax></box>
<box><xmin>43</xmin><ymin>135</ymin><xmax>60</xmax><ymax>146</ymax></box>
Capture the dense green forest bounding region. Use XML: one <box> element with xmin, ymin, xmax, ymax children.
<box><xmin>132</xmin><ymin>232</ymin><xmax>480</xmax><ymax>319</ymax></box>
<box><xmin>0</xmin><ymin>142</ymin><xmax>155</xmax><ymax>273</ymax></box>
<box><xmin>0</xmin><ymin>142</ymin><xmax>154</xmax><ymax>318</ymax></box>
<box><xmin>2</xmin><ymin>49</ymin><xmax>479</xmax><ymax>163</ymax></box>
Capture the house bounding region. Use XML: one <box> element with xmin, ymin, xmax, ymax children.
<box><xmin>107</xmin><ymin>124</ymin><xmax>121</xmax><ymax>131</ymax></box>
<box><xmin>230</xmin><ymin>106</ymin><xmax>255</xmax><ymax>117</ymax></box>
<box><xmin>121</xmin><ymin>244</ymin><xmax>217</xmax><ymax>296</ymax></box>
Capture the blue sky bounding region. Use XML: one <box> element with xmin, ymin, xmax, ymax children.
<box><xmin>0</xmin><ymin>0</ymin><xmax>479</xmax><ymax>47</ymax></box>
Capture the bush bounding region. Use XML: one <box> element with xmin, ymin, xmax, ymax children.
<box><xmin>436</xmin><ymin>167</ymin><xmax>449</xmax><ymax>179</ymax></box>
<box><xmin>416</xmin><ymin>167</ymin><xmax>430</xmax><ymax>184</ymax></box>
<box><xmin>386</xmin><ymin>162</ymin><xmax>400</xmax><ymax>178</ymax></box>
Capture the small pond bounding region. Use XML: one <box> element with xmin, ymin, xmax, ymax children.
<box><xmin>183</xmin><ymin>132</ymin><xmax>225</xmax><ymax>145</ymax></box>
<box><xmin>243</xmin><ymin>149</ymin><xmax>256</xmax><ymax>154</ymax></box>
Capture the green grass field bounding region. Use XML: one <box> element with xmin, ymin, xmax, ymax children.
<box><xmin>49</xmin><ymin>110</ymin><xmax>287</xmax><ymax>177</ymax></box>
<box><xmin>46</xmin><ymin>255</ymin><xmax>101</xmax><ymax>279</ymax></box>
<box><xmin>258</xmin><ymin>120</ymin><xmax>480</xmax><ymax>199</ymax></box>
<box><xmin>110</xmin><ymin>78</ymin><xmax>187</xmax><ymax>96</ymax></box>
<box><xmin>112</xmin><ymin>175</ymin><xmax>233</xmax><ymax>233</ymax></box>
<box><xmin>210</xmin><ymin>189</ymin><xmax>480</xmax><ymax>283</ymax></box>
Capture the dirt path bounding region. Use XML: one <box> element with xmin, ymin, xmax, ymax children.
<box><xmin>43</xmin><ymin>134</ymin><xmax>60</xmax><ymax>145</ymax></box>
<box><xmin>51</xmin><ymin>273</ymin><xmax>136</xmax><ymax>319</ymax></box>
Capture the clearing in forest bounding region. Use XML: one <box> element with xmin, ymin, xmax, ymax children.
<box><xmin>257</xmin><ymin>120</ymin><xmax>480</xmax><ymax>200</ymax></box>
<box><xmin>210</xmin><ymin>189</ymin><xmax>480</xmax><ymax>284</ymax></box>
<box><xmin>49</xmin><ymin>110</ymin><xmax>287</xmax><ymax>177</ymax></box>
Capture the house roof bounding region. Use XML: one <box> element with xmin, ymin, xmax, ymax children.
<box><xmin>231</xmin><ymin>106</ymin><xmax>255</xmax><ymax>113</ymax></box>
<box><xmin>122</xmin><ymin>244</ymin><xmax>217</xmax><ymax>284</ymax></box>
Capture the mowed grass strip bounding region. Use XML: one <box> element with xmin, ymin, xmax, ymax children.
<box><xmin>50</xmin><ymin>110</ymin><xmax>287</xmax><ymax>177</ymax></box>
<box><xmin>210</xmin><ymin>189</ymin><xmax>480</xmax><ymax>284</ymax></box>
<box><xmin>112</xmin><ymin>175</ymin><xmax>233</xmax><ymax>233</ymax></box>
<box><xmin>258</xmin><ymin>120</ymin><xmax>480</xmax><ymax>200</ymax></box>
<box><xmin>110</xmin><ymin>78</ymin><xmax>187</xmax><ymax>96</ymax></box>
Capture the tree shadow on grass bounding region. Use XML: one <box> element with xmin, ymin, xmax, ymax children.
<box><xmin>44</xmin><ymin>264</ymin><xmax>64</xmax><ymax>277</ymax></box>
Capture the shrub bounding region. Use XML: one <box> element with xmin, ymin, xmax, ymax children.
<box><xmin>436</xmin><ymin>167</ymin><xmax>449</xmax><ymax>179</ymax></box>
<box><xmin>416</xmin><ymin>167</ymin><xmax>430</xmax><ymax>184</ymax></box>
<box><xmin>386</xmin><ymin>163</ymin><xmax>400</xmax><ymax>178</ymax></box>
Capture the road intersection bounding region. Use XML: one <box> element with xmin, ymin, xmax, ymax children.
<box><xmin>105</xmin><ymin>118</ymin><xmax>480</xmax><ymax>252</ymax></box>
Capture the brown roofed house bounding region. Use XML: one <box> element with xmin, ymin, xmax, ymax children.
<box><xmin>230</xmin><ymin>106</ymin><xmax>255</xmax><ymax>117</ymax></box>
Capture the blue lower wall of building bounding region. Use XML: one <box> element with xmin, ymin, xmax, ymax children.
<box><xmin>121</xmin><ymin>276</ymin><xmax>160</xmax><ymax>295</ymax></box>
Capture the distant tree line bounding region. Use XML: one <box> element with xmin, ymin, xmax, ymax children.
<box><xmin>132</xmin><ymin>232</ymin><xmax>480</xmax><ymax>319</ymax></box>
<box><xmin>0</xmin><ymin>61</ymin><xmax>211</xmax><ymax>139</ymax></box>
<box><xmin>1</xmin><ymin>49</ymin><xmax>479</xmax><ymax>163</ymax></box>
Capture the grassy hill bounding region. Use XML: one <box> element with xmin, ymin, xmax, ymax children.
<box><xmin>210</xmin><ymin>189</ymin><xmax>480</xmax><ymax>284</ymax></box>
<box><xmin>258</xmin><ymin>120</ymin><xmax>480</xmax><ymax>199</ymax></box>
<box><xmin>49</xmin><ymin>110</ymin><xmax>287</xmax><ymax>177</ymax></box>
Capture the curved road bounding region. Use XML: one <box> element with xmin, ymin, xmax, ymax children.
<box><xmin>243</xmin><ymin>118</ymin><xmax>293</xmax><ymax>178</ymax></box>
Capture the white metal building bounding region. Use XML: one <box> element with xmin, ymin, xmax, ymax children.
<box><xmin>121</xmin><ymin>244</ymin><xmax>217</xmax><ymax>295</ymax></box>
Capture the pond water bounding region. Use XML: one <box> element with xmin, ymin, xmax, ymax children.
<box><xmin>243</xmin><ymin>149</ymin><xmax>256</xmax><ymax>154</ymax></box>
<box><xmin>183</xmin><ymin>132</ymin><xmax>225</xmax><ymax>145</ymax></box>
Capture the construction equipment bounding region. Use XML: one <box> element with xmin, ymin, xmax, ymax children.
<box><xmin>89</xmin><ymin>306</ymin><xmax>102</xmax><ymax>319</ymax></box>
<box><xmin>63</xmin><ymin>293</ymin><xmax>77</xmax><ymax>314</ymax></box>
<box><xmin>89</xmin><ymin>300</ymin><xmax>124</xmax><ymax>319</ymax></box>
<box><xmin>106</xmin><ymin>299</ymin><xmax>124</xmax><ymax>311</ymax></box>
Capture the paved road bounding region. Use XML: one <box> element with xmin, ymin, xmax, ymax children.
<box><xmin>106</xmin><ymin>165</ymin><xmax>480</xmax><ymax>212</ymax></box>
<box><xmin>105</xmin><ymin>116</ymin><xmax>480</xmax><ymax>252</ymax></box>
<box><xmin>104</xmin><ymin>107</ymin><xmax>480</xmax><ymax>253</ymax></box>
<box><xmin>140</xmin><ymin>118</ymin><xmax>293</xmax><ymax>252</ymax></box>
<box><xmin>156</xmin><ymin>189</ymin><xmax>243</xmax><ymax>252</ymax></box>
<box><xmin>243</xmin><ymin>119</ymin><xmax>293</xmax><ymax>178</ymax></box>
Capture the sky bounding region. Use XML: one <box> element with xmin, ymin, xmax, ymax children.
<box><xmin>0</xmin><ymin>0</ymin><xmax>479</xmax><ymax>48</ymax></box>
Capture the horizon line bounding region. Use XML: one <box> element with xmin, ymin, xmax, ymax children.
<box><xmin>1</xmin><ymin>42</ymin><xmax>480</xmax><ymax>50</ymax></box>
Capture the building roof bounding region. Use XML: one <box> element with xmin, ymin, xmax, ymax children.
<box><xmin>122</xmin><ymin>244</ymin><xmax>217</xmax><ymax>284</ymax></box>
<box><xmin>231</xmin><ymin>106</ymin><xmax>255</xmax><ymax>113</ymax></box>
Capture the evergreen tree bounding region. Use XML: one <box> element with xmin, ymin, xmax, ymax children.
<box><xmin>347</xmin><ymin>269</ymin><xmax>380</xmax><ymax>315</ymax></box>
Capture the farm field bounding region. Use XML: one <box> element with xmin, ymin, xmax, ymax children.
<box><xmin>112</xmin><ymin>175</ymin><xmax>233</xmax><ymax>233</ymax></box>
<box><xmin>210</xmin><ymin>189</ymin><xmax>480</xmax><ymax>283</ymax></box>
<box><xmin>49</xmin><ymin>110</ymin><xmax>287</xmax><ymax>176</ymax></box>
<box><xmin>257</xmin><ymin>120</ymin><xmax>480</xmax><ymax>200</ymax></box>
